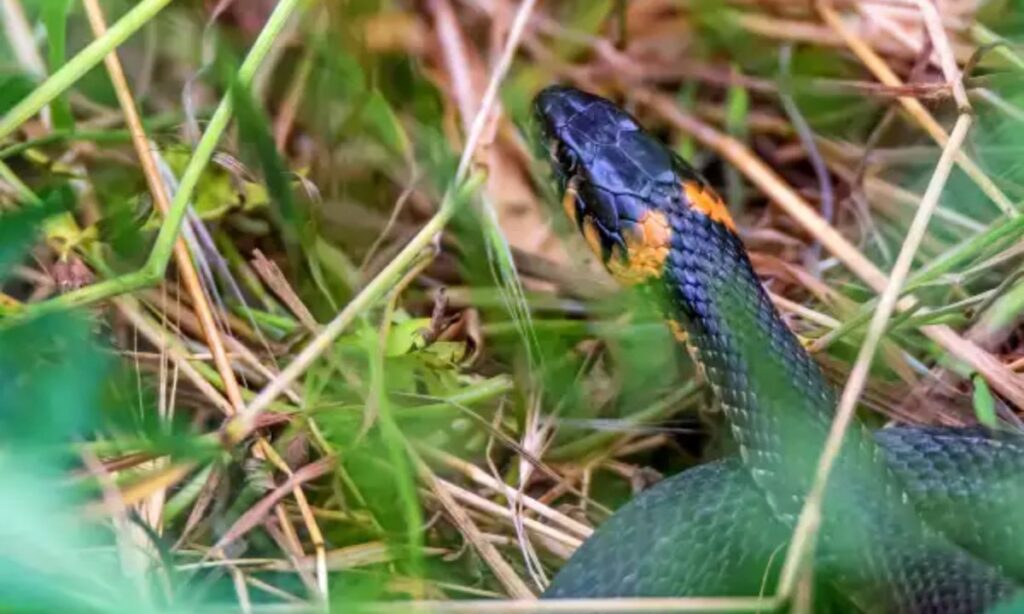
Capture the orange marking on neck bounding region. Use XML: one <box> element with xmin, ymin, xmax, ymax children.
<box><xmin>562</xmin><ymin>179</ymin><xmax>580</xmax><ymax>227</ymax></box>
<box><xmin>606</xmin><ymin>210</ymin><xmax>671</xmax><ymax>285</ymax></box>
<box><xmin>683</xmin><ymin>181</ymin><xmax>737</xmax><ymax>232</ymax></box>
<box><xmin>582</xmin><ymin>217</ymin><xmax>604</xmax><ymax>257</ymax></box>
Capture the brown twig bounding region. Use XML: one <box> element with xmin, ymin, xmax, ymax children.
<box><xmin>251</xmin><ymin>249</ymin><xmax>319</xmax><ymax>332</ymax></box>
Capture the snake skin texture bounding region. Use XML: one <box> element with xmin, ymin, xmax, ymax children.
<box><xmin>534</xmin><ymin>86</ymin><xmax>1024</xmax><ymax>612</ymax></box>
<box><xmin>544</xmin><ymin>428</ymin><xmax>1024</xmax><ymax>610</ymax></box>
<box><xmin>544</xmin><ymin>458</ymin><xmax>852</xmax><ymax>609</ymax></box>
<box><xmin>876</xmin><ymin>427</ymin><xmax>1024</xmax><ymax>579</ymax></box>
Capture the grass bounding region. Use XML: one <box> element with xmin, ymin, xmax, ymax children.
<box><xmin>1</xmin><ymin>0</ymin><xmax>1024</xmax><ymax>612</ymax></box>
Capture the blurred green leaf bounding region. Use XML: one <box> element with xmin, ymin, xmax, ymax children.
<box><xmin>550</xmin><ymin>0</ymin><xmax>614</xmax><ymax>58</ymax></box>
<box><xmin>972</xmin><ymin>374</ymin><xmax>999</xmax><ymax>428</ymax></box>
<box><xmin>0</xmin><ymin>460</ymin><xmax>150</xmax><ymax>612</ymax></box>
<box><xmin>0</xmin><ymin>73</ymin><xmax>38</xmax><ymax>117</ymax></box>
<box><xmin>724</xmin><ymin>78</ymin><xmax>749</xmax><ymax>209</ymax></box>
<box><xmin>385</xmin><ymin>316</ymin><xmax>432</xmax><ymax>357</ymax></box>
<box><xmin>0</xmin><ymin>312</ymin><xmax>106</xmax><ymax>452</ymax></box>
<box><xmin>360</xmin><ymin>89</ymin><xmax>410</xmax><ymax>157</ymax></box>
<box><xmin>0</xmin><ymin>185</ymin><xmax>71</xmax><ymax>278</ymax></box>
<box><xmin>0</xmin><ymin>306</ymin><xmax>153</xmax><ymax>611</ymax></box>
<box><xmin>232</xmin><ymin>78</ymin><xmax>308</xmax><ymax>272</ymax></box>
<box><xmin>41</xmin><ymin>0</ymin><xmax>75</xmax><ymax>131</ymax></box>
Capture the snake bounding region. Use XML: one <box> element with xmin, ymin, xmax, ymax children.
<box><xmin>532</xmin><ymin>85</ymin><xmax>1024</xmax><ymax>613</ymax></box>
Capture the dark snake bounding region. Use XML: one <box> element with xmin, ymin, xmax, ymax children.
<box><xmin>533</xmin><ymin>85</ymin><xmax>1024</xmax><ymax>613</ymax></box>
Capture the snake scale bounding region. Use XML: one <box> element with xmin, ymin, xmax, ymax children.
<box><xmin>532</xmin><ymin>86</ymin><xmax>1024</xmax><ymax>613</ymax></box>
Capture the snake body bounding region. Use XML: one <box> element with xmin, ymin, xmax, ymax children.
<box><xmin>533</xmin><ymin>86</ymin><xmax>1024</xmax><ymax>613</ymax></box>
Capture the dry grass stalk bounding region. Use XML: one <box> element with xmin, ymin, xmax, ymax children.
<box><xmin>777</xmin><ymin>109</ymin><xmax>975</xmax><ymax>606</ymax></box>
<box><xmin>437</xmin><ymin>478</ymin><xmax>584</xmax><ymax>551</ymax></box>
<box><xmin>423</xmin><ymin>446</ymin><xmax>595</xmax><ymax>540</ymax></box>
<box><xmin>415</xmin><ymin>452</ymin><xmax>536</xmax><ymax>599</ymax></box>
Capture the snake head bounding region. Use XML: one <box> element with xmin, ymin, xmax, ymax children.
<box><xmin>533</xmin><ymin>86</ymin><xmax>636</xmax><ymax>262</ymax></box>
<box><xmin>533</xmin><ymin>86</ymin><xmax>739</xmax><ymax>286</ymax></box>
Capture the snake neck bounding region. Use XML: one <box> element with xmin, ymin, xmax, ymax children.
<box><xmin>660</xmin><ymin>205</ymin><xmax>838</xmax><ymax>508</ymax></box>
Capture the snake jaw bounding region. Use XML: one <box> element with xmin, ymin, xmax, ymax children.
<box><xmin>561</xmin><ymin>173</ymin><xmax>630</xmax><ymax>266</ymax></box>
<box><xmin>605</xmin><ymin>210</ymin><xmax>671</xmax><ymax>286</ymax></box>
<box><xmin>579</xmin><ymin>213</ymin><xmax>627</xmax><ymax>266</ymax></box>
